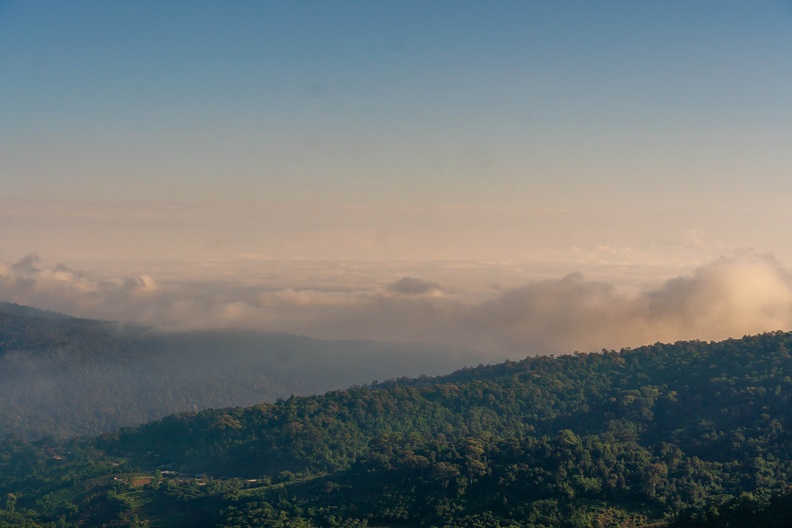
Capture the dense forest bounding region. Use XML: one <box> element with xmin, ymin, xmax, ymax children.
<box><xmin>0</xmin><ymin>303</ymin><xmax>475</xmax><ymax>438</ymax></box>
<box><xmin>3</xmin><ymin>330</ymin><xmax>792</xmax><ymax>526</ymax></box>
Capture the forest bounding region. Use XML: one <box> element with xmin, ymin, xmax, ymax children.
<box><xmin>3</xmin><ymin>330</ymin><xmax>792</xmax><ymax>526</ymax></box>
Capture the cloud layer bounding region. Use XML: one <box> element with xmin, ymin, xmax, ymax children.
<box><xmin>1</xmin><ymin>253</ymin><xmax>791</xmax><ymax>357</ymax></box>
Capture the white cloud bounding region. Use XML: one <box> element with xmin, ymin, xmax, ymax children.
<box><xmin>1</xmin><ymin>253</ymin><xmax>790</xmax><ymax>358</ymax></box>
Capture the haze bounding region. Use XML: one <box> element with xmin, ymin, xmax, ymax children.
<box><xmin>2</xmin><ymin>1</ymin><xmax>792</xmax><ymax>356</ymax></box>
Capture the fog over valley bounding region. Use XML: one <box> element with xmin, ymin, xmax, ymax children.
<box><xmin>0</xmin><ymin>302</ymin><xmax>486</xmax><ymax>438</ymax></box>
<box><xmin>8</xmin><ymin>249</ymin><xmax>792</xmax><ymax>439</ymax></box>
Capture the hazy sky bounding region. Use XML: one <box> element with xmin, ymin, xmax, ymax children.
<box><xmin>2</xmin><ymin>2</ymin><xmax>792</xmax><ymax>355</ymax></box>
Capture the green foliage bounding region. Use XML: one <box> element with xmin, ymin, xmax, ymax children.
<box><xmin>4</xmin><ymin>332</ymin><xmax>792</xmax><ymax>525</ymax></box>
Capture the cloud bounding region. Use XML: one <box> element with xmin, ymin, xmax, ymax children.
<box><xmin>1</xmin><ymin>253</ymin><xmax>791</xmax><ymax>358</ymax></box>
<box><xmin>639</xmin><ymin>255</ymin><xmax>792</xmax><ymax>340</ymax></box>
<box><xmin>387</xmin><ymin>276</ymin><xmax>443</xmax><ymax>296</ymax></box>
<box><xmin>459</xmin><ymin>253</ymin><xmax>792</xmax><ymax>354</ymax></box>
<box><xmin>11</xmin><ymin>253</ymin><xmax>40</xmax><ymax>275</ymax></box>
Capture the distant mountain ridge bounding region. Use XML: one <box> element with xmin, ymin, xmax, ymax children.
<box><xmin>0</xmin><ymin>302</ymin><xmax>480</xmax><ymax>439</ymax></box>
<box><xmin>0</xmin><ymin>301</ymin><xmax>76</xmax><ymax>320</ymax></box>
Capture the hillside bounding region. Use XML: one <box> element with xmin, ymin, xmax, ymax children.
<box><xmin>2</xmin><ymin>332</ymin><xmax>792</xmax><ymax>526</ymax></box>
<box><xmin>0</xmin><ymin>302</ymin><xmax>76</xmax><ymax>320</ymax></box>
<box><xmin>0</xmin><ymin>304</ymin><xmax>478</xmax><ymax>439</ymax></box>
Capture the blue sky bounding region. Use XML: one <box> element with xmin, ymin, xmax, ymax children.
<box><xmin>3</xmin><ymin>2</ymin><xmax>792</xmax><ymax>352</ymax></box>
<box><xmin>4</xmin><ymin>1</ymin><xmax>791</xmax><ymax>209</ymax></box>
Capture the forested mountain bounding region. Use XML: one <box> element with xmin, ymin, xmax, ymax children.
<box><xmin>3</xmin><ymin>332</ymin><xmax>792</xmax><ymax>526</ymax></box>
<box><xmin>0</xmin><ymin>302</ymin><xmax>76</xmax><ymax>320</ymax></box>
<box><xmin>0</xmin><ymin>303</ymin><xmax>477</xmax><ymax>439</ymax></box>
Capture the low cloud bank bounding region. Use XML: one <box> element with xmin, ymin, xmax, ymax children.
<box><xmin>387</xmin><ymin>277</ymin><xmax>443</xmax><ymax>296</ymax></box>
<box><xmin>1</xmin><ymin>253</ymin><xmax>790</xmax><ymax>356</ymax></box>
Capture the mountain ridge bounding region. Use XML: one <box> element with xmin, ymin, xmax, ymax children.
<box><xmin>0</xmin><ymin>302</ymin><xmax>481</xmax><ymax>439</ymax></box>
<box><xmin>0</xmin><ymin>301</ymin><xmax>77</xmax><ymax>320</ymax></box>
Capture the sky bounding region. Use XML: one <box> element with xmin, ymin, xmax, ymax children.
<box><xmin>2</xmin><ymin>1</ymin><xmax>792</xmax><ymax>356</ymax></box>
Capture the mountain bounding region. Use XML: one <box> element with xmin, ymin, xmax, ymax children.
<box><xmin>0</xmin><ymin>303</ymin><xmax>480</xmax><ymax>439</ymax></box>
<box><xmin>0</xmin><ymin>302</ymin><xmax>76</xmax><ymax>320</ymax></box>
<box><xmin>2</xmin><ymin>331</ymin><xmax>792</xmax><ymax>526</ymax></box>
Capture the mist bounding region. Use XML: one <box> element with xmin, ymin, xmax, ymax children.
<box><xmin>2</xmin><ymin>253</ymin><xmax>791</xmax><ymax>357</ymax></box>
